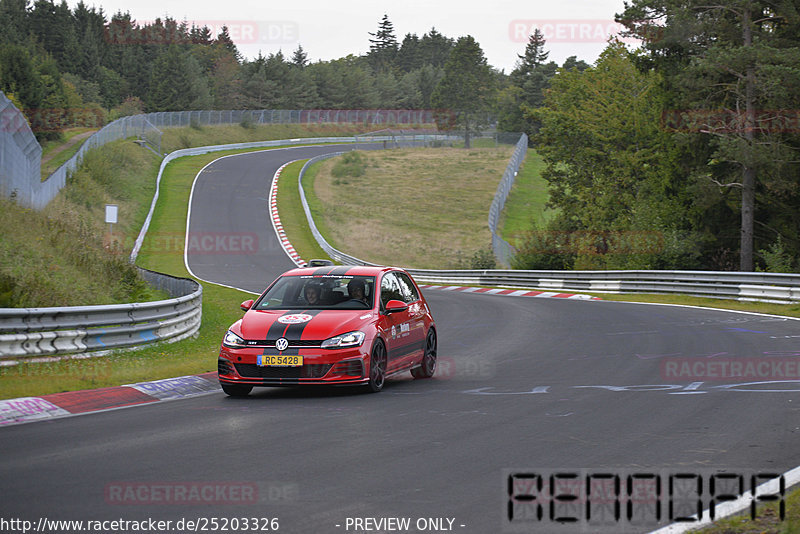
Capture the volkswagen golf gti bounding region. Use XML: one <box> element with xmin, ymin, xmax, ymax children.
<box><xmin>218</xmin><ymin>265</ymin><xmax>437</xmax><ymax>396</ymax></box>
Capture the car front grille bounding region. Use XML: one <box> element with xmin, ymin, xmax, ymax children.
<box><xmin>234</xmin><ymin>363</ymin><xmax>332</xmax><ymax>379</ymax></box>
<box><xmin>241</xmin><ymin>339</ymin><xmax>323</xmax><ymax>348</ymax></box>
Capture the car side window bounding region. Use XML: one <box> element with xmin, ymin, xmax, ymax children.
<box><xmin>395</xmin><ymin>272</ymin><xmax>420</xmax><ymax>303</ymax></box>
<box><xmin>380</xmin><ymin>273</ymin><xmax>404</xmax><ymax>308</ymax></box>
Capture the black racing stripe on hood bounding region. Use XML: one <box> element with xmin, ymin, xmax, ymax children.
<box><xmin>280</xmin><ymin>309</ymin><xmax>324</xmax><ymax>341</ymax></box>
<box><xmin>263</xmin><ymin>310</ymin><xmax>323</xmax><ymax>356</ymax></box>
<box><xmin>264</xmin><ymin>311</ymin><xmax>295</xmax><ymax>341</ymax></box>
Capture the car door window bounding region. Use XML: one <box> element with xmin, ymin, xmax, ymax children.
<box><xmin>380</xmin><ymin>273</ymin><xmax>404</xmax><ymax>308</ymax></box>
<box><xmin>395</xmin><ymin>272</ymin><xmax>420</xmax><ymax>303</ymax></box>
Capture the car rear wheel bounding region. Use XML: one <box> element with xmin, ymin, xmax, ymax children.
<box><xmin>221</xmin><ymin>383</ymin><xmax>253</xmax><ymax>397</ymax></box>
<box><xmin>366</xmin><ymin>340</ymin><xmax>387</xmax><ymax>393</ymax></box>
<box><xmin>412</xmin><ymin>328</ymin><xmax>437</xmax><ymax>379</ymax></box>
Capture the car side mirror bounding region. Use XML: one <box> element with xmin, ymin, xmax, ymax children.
<box><xmin>384</xmin><ymin>300</ymin><xmax>408</xmax><ymax>314</ymax></box>
<box><xmin>240</xmin><ymin>299</ymin><xmax>254</xmax><ymax>312</ymax></box>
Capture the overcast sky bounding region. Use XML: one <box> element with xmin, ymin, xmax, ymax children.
<box><xmin>71</xmin><ymin>0</ymin><xmax>638</xmax><ymax>72</ymax></box>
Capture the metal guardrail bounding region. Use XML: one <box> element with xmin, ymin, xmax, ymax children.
<box><xmin>0</xmin><ymin>269</ymin><xmax>201</xmax><ymax>361</ymax></box>
<box><xmin>401</xmin><ymin>269</ymin><xmax>800</xmax><ymax>303</ymax></box>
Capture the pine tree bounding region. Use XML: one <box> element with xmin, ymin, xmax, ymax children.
<box><xmin>419</xmin><ymin>28</ymin><xmax>453</xmax><ymax>67</ymax></box>
<box><xmin>619</xmin><ymin>0</ymin><xmax>800</xmax><ymax>270</ymax></box>
<box><xmin>291</xmin><ymin>44</ymin><xmax>308</xmax><ymax>68</ymax></box>
<box><xmin>510</xmin><ymin>29</ymin><xmax>548</xmax><ymax>85</ymax></box>
<box><xmin>215</xmin><ymin>26</ymin><xmax>241</xmax><ymax>62</ymax></box>
<box><xmin>395</xmin><ymin>33</ymin><xmax>421</xmax><ymax>72</ymax></box>
<box><xmin>431</xmin><ymin>36</ymin><xmax>495</xmax><ymax>147</ymax></box>
<box><xmin>367</xmin><ymin>14</ymin><xmax>398</xmax><ymax>72</ymax></box>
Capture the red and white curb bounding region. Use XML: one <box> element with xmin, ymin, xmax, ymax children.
<box><xmin>0</xmin><ymin>373</ymin><xmax>221</xmax><ymax>427</ymax></box>
<box><xmin>419</xmin><ymin>285</ymin><xmax>600</xmax><ymax>300</ymax></box>
<box><xmin>269</xmin><ymin>162</ymin><xmax>306</xmax><ymax>267</ymax></box>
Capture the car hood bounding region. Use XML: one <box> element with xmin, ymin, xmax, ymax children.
<box><xmin>238</xmin><ymin>309</ymin><xmax>376</xmax><ymax>341</ymax></box>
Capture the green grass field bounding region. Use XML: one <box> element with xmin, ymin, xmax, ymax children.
<box><xmin>40</xmin><ymin>127</ymin><xmax>98</xmax><ymax>180</ymax></box>
<box><xmin>499</xmin><ymin>149</ymin><xmax>554</xmax><ymax>245</ymax></box>
<box><xmin>303</xmin><ymin>146</ymin><xmax>514</xmax><ymax>268</ymax></box>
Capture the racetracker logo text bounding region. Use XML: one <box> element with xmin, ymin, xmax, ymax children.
<box><xmin>104</xmin><ymin>482</ymin><xmax>258</xmax><ymax>505</ymax></box>
<box><xmin>104</xmin><ymin>20</ymin><xmax>299</xmax><ymax>45</ymax></box>
<box><xmin>509</xmin><ymin>20</ymin><xmax>638</xmax><ymax>43</ymax></box>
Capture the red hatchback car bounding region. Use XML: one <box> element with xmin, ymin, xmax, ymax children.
<box><xmin>218</xmin><ymin>265</ymin><xmax>437</xmax><ymax>396</ymax></box>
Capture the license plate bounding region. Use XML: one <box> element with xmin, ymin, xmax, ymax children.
<box><xmin>258</xmin><ymin>355</ymin><xmax>303</xmax><ymax>367</ymax></box>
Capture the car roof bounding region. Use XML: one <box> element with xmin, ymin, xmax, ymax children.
<box><xmin>284</xmin><ymin>265</ymin><xmax>400</xmax><ymax>277</ymax></box>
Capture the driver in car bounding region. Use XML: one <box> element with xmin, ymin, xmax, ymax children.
<box><xmin>304</xmin><ymin>282</ymin><xmax>323</xmax><ymax>305</ymax></box>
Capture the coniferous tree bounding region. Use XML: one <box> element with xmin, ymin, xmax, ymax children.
<box><xmin>0</xmin><ymin>0</ymin><xmax>31</xmax><ymax>45</ymax></box>
<box><xmin>431</xmin><ymin>35</ymin><xmax>495</xmax><ymax>147</ymax></box>
<box><xmin>419</xmin><ymin>28</ymin><xmax>453</xmax><ymax>67</ymax></box>
<box><xmin>290</xmin><ymin>44</ymin><xmax>308</xmax><ymax>68</ymax></box>
<box><xmin>395</xmin><ymin>33</ymin><xmax>422</xmax><ymax>72</ymax></box>
<box><xmin>367</xmin><ymin>14</ymin><xmax>398</xmax><ymax>72</ymax></box>
<box><xmin>618</xmin><ymin>0</ymin><xmax>800</xmax><ymax>271</ymax></box>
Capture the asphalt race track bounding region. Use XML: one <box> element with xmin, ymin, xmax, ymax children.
<box><xmin>2</xmin><ymin>145</ymin><xmax>800</xmax><ymax>533</ymax></box>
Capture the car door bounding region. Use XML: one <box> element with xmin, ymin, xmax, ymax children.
<box><xmin>394</xmin><ymin>271</ymin><xmax>427</xmax><ymax>363</ymax></box>
<box><xmin>379</xmin><ymin>272</ymin><xmax>416</xmax><ymax>372</ymax></box>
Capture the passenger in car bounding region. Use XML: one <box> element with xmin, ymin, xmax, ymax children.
<box><xmin>347</xmin><ymin>278</ymin><xmax>369</xmax><ymax>305</ymax></box>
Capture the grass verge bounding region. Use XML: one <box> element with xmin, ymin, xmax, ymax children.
<box><xmin>499</xmin><ymin>148</ymin><xmax>553</xmax><ymax>246</ymax></box>
<box><xmin>303</xmin><ymin>146</ymin><xmax>514</xmax><ymax>269</ymax></box>
<box><xmin>1</xmin><ymin>139</ymin><xmax>165</xmax><ymax>308</ymax></box>
<box><xmin>276</xmin><ymin>160</ymin><xmax>330</xmax><ymax>263</ymax></box>
<box><xmin>0</xmin><ymin>148</ymin><xmax>271</xmax><ymax>399</ymax></box>
<box><xmin>697</xmin><ymin>487</ymin><xmax>800</xmax><ymax>533</ymax></box>
<box><xmin>40</xmin><ymin>127</ymin><xmax>98</xmax><ymax>180</ymax></box>
<box><xmin>588</xmin><ymin>292</ymin><xmax>800</xmax><ymax>319</ymax></box>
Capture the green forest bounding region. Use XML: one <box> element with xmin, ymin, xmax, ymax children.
<box><xmin>1</xmin><ymin>0</ymin><xmax>799</xmax><ymax>273</ymax></box>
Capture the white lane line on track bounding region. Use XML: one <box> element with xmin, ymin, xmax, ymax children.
<box><xmin>183</xmin><ymin>149</ymin><xmax>293</xmax><ymax>295</ymax></box>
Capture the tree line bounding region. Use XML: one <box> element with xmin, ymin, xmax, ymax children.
<box><xmin>512</xmin><ymin>0</ymin><xmax>800</xmax><ymax>273</ymax></box>
<box><xmin>0</xmin><ymin>2</ymin><xmax>581</xmax><ymax>142</ymax></box>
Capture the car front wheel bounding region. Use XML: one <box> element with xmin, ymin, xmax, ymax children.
<box><xmin>366</xmin><ymin>340</ymin><xmax>387</xmax><ymax>393</ymax></box>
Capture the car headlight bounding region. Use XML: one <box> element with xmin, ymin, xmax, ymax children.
<box><xmin>223</xmin><ymin>330</ymin><xmax>247</xmax><ymax>348</ymax></box>
<box><xmin>321</xmin><ymin>331</ymin><xmax>365</xmax><ymax>349</ymax></box>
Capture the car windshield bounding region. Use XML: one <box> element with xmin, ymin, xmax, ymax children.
<box><xmin>253</xmin><ymin>274</ymin><xmax>376</xmax><ymax>310</ymax></box>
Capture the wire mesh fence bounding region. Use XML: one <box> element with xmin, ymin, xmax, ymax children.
<box><xmin>0</xmin><ymin>93</ymin><xmax>44</xmax><ymax>208</ymax></box>
<box><xmin>489</xmin><ymin>133</ymin><xmax>528</xmax><ymax>267</ymax></box>
<box><xmin>0</xmin><ymin>103</ymin><xmax>464</xmax><ymax>210</ymax></box>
